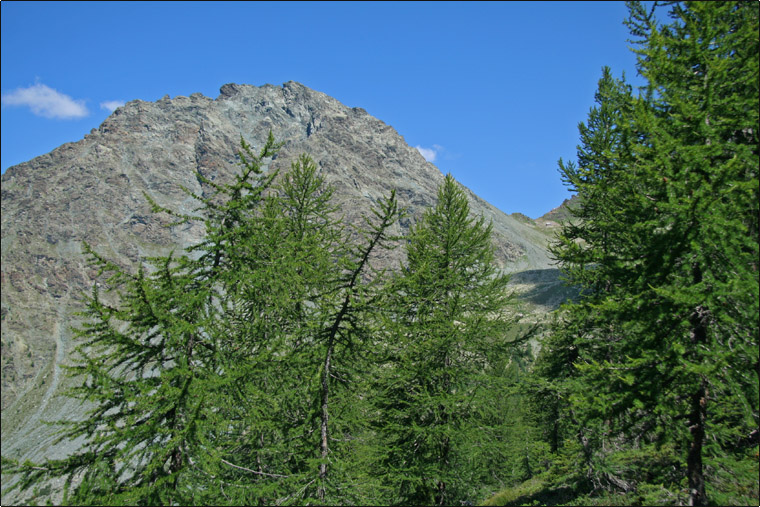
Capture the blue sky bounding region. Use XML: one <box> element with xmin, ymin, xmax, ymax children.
<box><xmin>1</xmin><ymin>1</ymin><xmax>645</xmax><ymax>218</ymax></box>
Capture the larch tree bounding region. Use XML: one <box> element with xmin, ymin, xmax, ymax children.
<box><xmin>1</xmin><ymin>133</ymin><xmax>284</xmax><ymax>505</ymax></box>
<box><xmin>375</xmin><ymin>174</ymin><xmax>518</xmax><ymax>506</ymax></box>
<box><xmin>546</xmin><ymin>2</ymin><xmax>758</xmax><ymax>505</ymax></box>
<box><xmin>1</xmin><ymin>136</ymin><xmax>404</xmax><ymax>506</ymax></box>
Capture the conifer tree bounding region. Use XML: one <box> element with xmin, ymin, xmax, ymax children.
<box><xmin>189</xmin><ymin>151</ymin><xmax>346</xmax><ymax>504</ymax></box>
<box><xmin>545</xmin><ymin>2</ymin><xmax>759</xmax><ymax>505</ymax></box>
<box><xmin>2</xmin><ymin>138</ymin><xmax>404</xmax><ymax>506</ymax></box>
<box><xmin>1</xmin><ymin>133</ymin><xmax>284</xmax><ymax>505</ymax></box>
<box><xmin>375</xmin><ymin>174</ymin><xmax>517</xmax><ymax>505</ymax></box>
<box><xmin>247</xmin><ymin>154</ymin><xmax>403</xmax><ymax>504</ymax></box>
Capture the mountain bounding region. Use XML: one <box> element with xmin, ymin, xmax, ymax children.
<box><xmin>0</xmin><ymin>81</ymin><xmax>561</xmax><ymax>502</ymax></box>
<box><xmin>537</xmin><ymin>194</ymin><xmax>581</xmax><ymax>225</ymax></box>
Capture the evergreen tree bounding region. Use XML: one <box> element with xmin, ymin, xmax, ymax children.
<box><xmin>544</xmin><ymin>2</ymin><xmax>759</xmax><ymax>505</ymax></box>
<box><xmin>1</xmin><ymin>133</ymin><xmax>284</xmax><ymax>505</ymax></box>
<box><xmin>266</xmin><ymin>154</ymin><xmax>402</xmax><ymax>504</ymax></box>
<box><xmin>1</xmin><ymin>137</ymin><xmax>403</xmax><ymax>505</ymax></box>
<box><xmin>205</xmin><ymin>151</ymin><xmax>402</xmax><ymax>505</ymax></box>
<box><xmin>191</xmin><ymin>150</ymin><xmax>346</xmax><ymax>504</ymax></box>
<box><xmin>375</xmin><ymin>174</ymin><xmax>517</xmax><ymax>505</ymax></box>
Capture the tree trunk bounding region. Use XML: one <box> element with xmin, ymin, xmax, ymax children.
<box><xmin>435</xmin><ymin>352</ymin><xmax>452</xmax><ymax>506</ymax></box>
<box><xmin>318</xmin><ymin>337</ymin><xmax>333</xmax><ymax>501</ymax></box>
<box><xmin>687</xmin><ymin>378</ymin><xmax>707</xmax><ymax>507</ymax></box>
<box><xmin>687</xmin><ymin>264</ymin><xmax>707</xmax><ymax>507</ymax></box>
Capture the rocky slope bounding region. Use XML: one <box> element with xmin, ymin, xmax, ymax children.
<box><xmin>1</xmin><ymin>81</ymin><xmax>560</xmax><ymax>501</ymax></box>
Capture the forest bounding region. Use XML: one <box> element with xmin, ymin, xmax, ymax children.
<box><xmin>2</xmin><ymin>2</ymin><xmax>758</xmax><ymax>506</ymax></box>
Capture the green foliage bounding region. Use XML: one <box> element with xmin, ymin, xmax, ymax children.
<box><xmin>373</xmin><ymin>174</ymin><xmax>524</xmax><ymax>505</ymax></box>
<box><xmin>482</xmin><ymin>475</ymin><xmax>550</xmax><ymax>506</ymax></box>
<box><xmin>482</xmin><ymin>473</ymin><xmax>580</xmax><ymax>507</ymax></box>
<box><xmin>1</xmin><ymin>135</ymin><xmax>405</xmax><ymax>505</ymax></box>
<box><xmin>5</xmin><ymin>4</ymin><xmax>754</xmax><ymax>506</ymax></box>
<box><xmin>2</xmin><ymin>156</ymin><xmax>535</xmax><ymax>507</ymax></box>
<box><xmin>536</xmin><ymin>2</ymin><xmax>759</xmax><ymax>506</ymax></box>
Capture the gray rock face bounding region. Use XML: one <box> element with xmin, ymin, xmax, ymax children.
<box><xmin>0</xmin><ymin>82</ymin><xmax>554</xmax><ymax>484</ymax></box>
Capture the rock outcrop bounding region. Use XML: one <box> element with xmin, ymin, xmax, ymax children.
<box><xmin>0</xmin><ymin>83</ymin><xmax>555</xmax><ymax>493</ymax></box>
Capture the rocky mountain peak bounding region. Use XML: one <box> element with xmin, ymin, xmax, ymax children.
<box><xmin>1</xmin><ymin>83</ymin><xmax>555</xmax><ymax>485</ymax></box>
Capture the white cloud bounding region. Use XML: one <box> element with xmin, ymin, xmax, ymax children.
<box><xmin>100</xmin><ymin>100</ymin><xmax>125</xmax><ymax>112</ymax></box>
<box><xmin>1</xmin><ymin>83</ymin><xmax>89</xmax><ymax>119</ymax></box>
<box><xmin>415</xmin><ymin>145</ymin><xmax>439</xmax><ymax>163</ymax></box>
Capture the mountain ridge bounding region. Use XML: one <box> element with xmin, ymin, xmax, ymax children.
<box><xmin>1</xmin><ymin>81</ymin><xmax>563</xmax><ymax>503</ymax></box>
